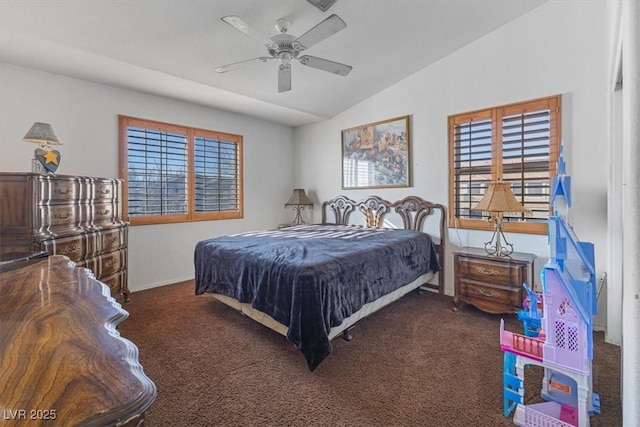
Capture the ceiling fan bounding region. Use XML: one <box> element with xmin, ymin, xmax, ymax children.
<box><xmin>214</xmin><ymin>14</ymin><xmax>353</xmax><ymax>93</ymax></box>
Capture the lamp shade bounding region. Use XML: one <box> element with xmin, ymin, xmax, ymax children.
<box><xmin>285</xmin><ymin>189</ymin><xmax>313</xmax><ymax>207</ymax></box>
<box><xmin>23</xmin><ymin>122</ymin><xmax>62</xmax><ymax>146</ymax></box>
<box><xmin>471</xmin><ymin>182</ymin><xmax>530</xmax><ymax>215</ymax></box>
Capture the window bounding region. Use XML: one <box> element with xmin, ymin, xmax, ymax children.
<box><xmin>343</xmin><ymin>157</ymin><xmax>374</xmax><ymax>188</ymax></box>
<box><xmin>118</xmin><ymin>116</ymin><xmax>243</xmax><ymax>225</ymax></box>
<box><xmin>448</xmin><ymin>95</ymin><xmax>560</xmax><ymax>235</ymax></box>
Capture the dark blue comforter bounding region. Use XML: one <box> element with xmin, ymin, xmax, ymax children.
<box><xmin>194</xmin><ymin>224</ymin><xmax>439</xmax><ymax>370</ymax></box>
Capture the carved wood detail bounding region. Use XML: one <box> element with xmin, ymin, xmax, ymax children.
<box><xmin>0</xmin><ymin>173</ymin><xmax>130</xmax><ymax>302</ymax></box>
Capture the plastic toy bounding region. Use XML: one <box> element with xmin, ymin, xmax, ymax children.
<box><xmin>517</xmin><ymin>283</ymin><xmax>543</xmax><ymax>337</ymax></box>
<box><xmin>500</xmin><ymin>147</ymin><xmax>600</xmax><ymax>427</ymax></box>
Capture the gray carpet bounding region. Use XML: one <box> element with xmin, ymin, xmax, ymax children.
<box><xmin>119</xmin><ymin>280</ymin><xmax>622</xmax><ymax>426</ymax></box>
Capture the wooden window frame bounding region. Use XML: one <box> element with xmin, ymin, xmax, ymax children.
<box><xmin>118</xmin><ymin>115</ymin><xmax>243</xmax><ymax>226</ymax></box>
<box><xmin>448</xmin><ymin>95</ymin><xmax>561</xmax><ymax>235</ymax></box>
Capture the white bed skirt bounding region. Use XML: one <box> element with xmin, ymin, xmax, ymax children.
<box><xmin>211</xmin><ymin>271</ymin><xmax>435</xmax><ymax>341</ymax></box>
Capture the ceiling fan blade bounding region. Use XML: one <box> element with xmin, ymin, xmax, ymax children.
<box><xmin>278</xmin><ymin>63</ymin><xmax>292</xmax><ymax>93</ymax></box>
<box><xmin>214</xmin><ymin>57</ymin><xmax>272</xmax><ymax>73</ymax></box>
<box><xmin>298</xmin><ymin>55</ymin><xmax>352</xmax><ymax>76</ymax></box>
<box><xmin>221</xmin><ymin>15</ymin><xmax>275</xmax><ymax>47</ymax></box>
<box><xmin>294</xmin><ymin>14</ymin><xmax>346</xmax><ymax>50</ymax></box>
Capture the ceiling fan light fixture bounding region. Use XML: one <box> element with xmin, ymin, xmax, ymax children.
<box><xmin>279</xmin><ymin>51</ymin><xmax>292</xmax><ymax>64</ymax></box>
<box><xmin>275</xmin><ymin>18</ymin><xmax>290</xmax><ymax>34</ymax></box>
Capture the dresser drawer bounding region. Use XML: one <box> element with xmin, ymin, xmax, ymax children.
<box><xmin>92</xmin><ymin>201</ymin><xmax>121</xmax><ymax>226</ymax></box>
<box><xmin>37</xmin><ymin>203</ymin><xmax>81</xmax><ymax>231</ymax></box>
<box><xmin>80</xmin><ymin>226</ymin><xmax>128</xmax><ymax>258</ymax></box>
<box><xmin>459</xmin><ymin>278</ymin><xmax>522</xmax><ymax>311</ymax></box>
<box><xmin>99</xmin><ymin>227</ymin><xmax>126</xmax><ymax>253</ymax></box>
<box><xmin>98</xmin><ymin>249</ymin><xmax>127</xmax><ymax>277</ymax></box>
<box><xmin>47</xmin><ymin>178</ymin><xmax>82</xmax><ymax>203</ymax></box>
<box><xmin>457</xmin><ymin>256</ymin><xmax>523</xmax><ymax>286</ymax></box>
<box><xmin>77</xmin><ymin>249</ymin><xmax>125</xmax><ymax>278</ymax></box>
<box><xmin>42</xmin><ymin>234</ymin><xmax>86</xmax><ymax>262</ymax></box>
<box><xmin>100</xmin><ymin>268</ymin><xmax>130</xmax><ymax>302</ymax></box>
<box><xmin>32</xmin><ymin>175</ymin><xmax>83</xmax><ymax>204</ymax></box>
<box><xmin>92</xmin><ymin>179</ymin><xmax>118</xmax><ymax>202</ymax></box>
<box><xmin>101</xmin><ymin>270</ymin><xmax>127</xmax><ymax>293</ymax></box>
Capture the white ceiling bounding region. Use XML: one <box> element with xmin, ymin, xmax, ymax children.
<box><xmin>0</xmin><ymin>0</ymin><xmax>547</xmax><ymax>127</ymax></box>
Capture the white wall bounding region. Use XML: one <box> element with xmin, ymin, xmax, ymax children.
<box><xmin>0</xmin><ymin>63</ymin><xmax>295</xmax><ymax>291</ymax></box>
<box><xmin>606</xmin><ymin>0</ymin><xmax>624</xmax><ymax>349</ymax></box>
<box><xmin>293</xmin><ymin>1</ymin><xmax>610</xmax><ymax>327</ymax></box>
<box><xmin>618</xmin><ymin>0</ymin><xmax>640</xmax><ymax>423</ymax></box>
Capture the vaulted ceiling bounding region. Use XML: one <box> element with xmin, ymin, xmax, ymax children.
<box><xmin>0</xmin><ymin>0</ymin><xmax>547</xmax><ymax>126</ymax></box>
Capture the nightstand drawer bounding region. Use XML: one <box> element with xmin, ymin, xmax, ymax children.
<box><xmin>458</xmin><ymin>256</ymin><xmax>521</xmax><ymax>286</ymax></box>
<box><xmin>459</xmin><ymin>278</ymin><xmax>522</xmax><ymax>310</ymax></box>
<box><xmin>453</xmin><ymin>247</ymin><xmax>536</xmax><ymax>314</ymax></box>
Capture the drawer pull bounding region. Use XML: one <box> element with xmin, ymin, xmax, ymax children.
<box><xmin>97</xmin><ymin>188</ymin><xmax>111</xmax><ymax>195</ymax></box>
<box><xmin>59</xmin><ymin>245</ymin><xmax>79</xmax><ymax>255</ymax></box>
<box><xmin>97</xmin><ymin>209</ymin><xmax>111</xmax><ymax>216</ymax></box>
<box><xmin>55</xmin><ymin>187</ymin><xmax>72</xmax><ymax>194</ymax></box>
<box><xmin>475</xmin><ymin>288</ymin><xmax>501</xmax><ymax>298</ymax></box>
<box><xmin>104</xmin><ymin>235</ymin><xmax>118</xmax><ymax>248</ymax></box>
<box><xmin>103</xmin><ymin>259</ymin><xmax>118</xmax><ymax>269</ymax></box>
<box><xmin>54</xmin><ymin>211</ymin><xmax>73</xmax><ymax>220</ymax></box>
<box><xmin>475</xmin><ymin>266</ymin><xmax>500</xmax><ymax>276</ymax></box>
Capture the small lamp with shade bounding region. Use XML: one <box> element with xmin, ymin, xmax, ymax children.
<box><xmin>471</xmin><ymin>180</ymin><xmax>531</xmax><ymax>257</ymax></box>
<box><xmin>23</xmin><ymin>122</ymin><xmax>63</xmax><ymax>174</ymax></box>
<box><xmin>284</xmin><ymin>189</ymin><xmax>314</xmax><ymax>226</ymax></box>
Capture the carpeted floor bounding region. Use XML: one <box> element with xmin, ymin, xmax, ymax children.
<box><xmin>118</xmin><ymin>280</ymin><xmax>622</xmax><ymax>427</ymax></box>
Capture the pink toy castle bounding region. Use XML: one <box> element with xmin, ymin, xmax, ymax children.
<box><xmin>501</xmin><ymin>148</ymin><xmax>600</xmax><ymax>427</ymax></box>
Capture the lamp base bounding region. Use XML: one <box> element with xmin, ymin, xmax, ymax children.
<box><xmin>31</xmin><ymin>158</ymin><xmax>46</xmax><ymax>174</ymax></box>
<box><xmin>32</xmin><ymin>147</ymin><xmax>61</xmax><ymax>174</ymax></box>
<box><xmin>484</xmin><ymin>240</ymin><xmax>514</xmax><ymax>257</ymax></box>
<box><xmin>483</xmin><ymin>217</ymin><xmax>514</xmax><ymax>257</ymax></box>
<box><xmin>290</xmin><ymin>205</ymin><xmax>307</xmax><ymax>226</ymax></box>
<box><xmin>291</xmin><ymin>210</ymin><xmax>305</xmax><ymax>226</ymax></box>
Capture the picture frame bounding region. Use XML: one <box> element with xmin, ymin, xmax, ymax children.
<box><xmin>341</xmin><ymin>115</ymin><xmax>411</xmax><ymax>189</ymax></box>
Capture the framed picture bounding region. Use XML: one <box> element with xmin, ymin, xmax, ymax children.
<box><xmin>341</xmin><ymin>115</ymin><xmax>411</xmax><ymax>189</ymax></box>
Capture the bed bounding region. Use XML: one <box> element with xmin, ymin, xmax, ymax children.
<box><xmin>194</xmin><ymin>195</ymin><xmax>445</xmax><ymax>370</ymax></box>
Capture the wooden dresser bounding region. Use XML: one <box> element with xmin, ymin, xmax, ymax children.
<box><xmin>0</xmin><ymin>172</ymin><xmax>129</xmax><ymax>301</ymax></box>
<box><xmin>0</xmin><ymin>255</ymin><xmax>156</xmax><ymax>426</ymax></box>
<box><xmin>453</xmin><ymin>246</ymin><xmax>536</xmax><ymax>314</ymax></box>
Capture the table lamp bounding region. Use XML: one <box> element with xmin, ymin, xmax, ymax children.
<box><xmin>285</xmin><ymin>189</ymin><xmax>313</xmax><ymax>225</ymax></box>
<box><xmin>471</xmin><ymin>180</ymin><xmax>531</xmax><ymax>257</ymax></box>
<box><xmin>23</xmin><ymin>122</ymin><xmax>62</xmax><ymax>174</ymax></box>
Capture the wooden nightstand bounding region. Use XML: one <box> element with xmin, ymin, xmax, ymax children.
<box><xmin>453</xmin><ymin>247</ymin><xmax>536</xmax><ymax>314</ymax></box>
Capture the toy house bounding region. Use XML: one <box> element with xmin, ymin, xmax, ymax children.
<box><xmin>500</xmin><ymin>149</ymin><xmax>600</xmax><ymax>427</ymax></box>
